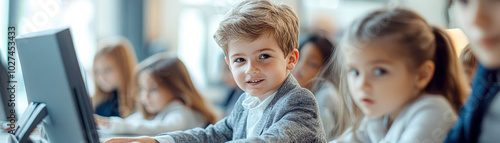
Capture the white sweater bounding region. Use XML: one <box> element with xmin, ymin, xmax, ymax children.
<box><xmin>314</xmin><ymin>82</ymin><xmax>340</xmax><ymax>141</ymax></box>
<box><xmin>98</xmin><ymin>100</ymin><xmax>207</xmax><ymax>135</ymax></box>
<box><xmin>331</xmin><ymin>94</ymin><xmax>458</xmax><ymax>143</ymax></box>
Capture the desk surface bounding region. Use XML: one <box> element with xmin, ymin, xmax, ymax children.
<box><xmin>0</xmin><ymin>130</ymin><xmax>151</xmax><ymax>142</ymax></box>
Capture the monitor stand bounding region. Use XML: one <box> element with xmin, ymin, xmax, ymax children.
<box><xmin>8</xmin><ymin>102</ymin><xmax>47</xmax><ymax>143</ymax></box>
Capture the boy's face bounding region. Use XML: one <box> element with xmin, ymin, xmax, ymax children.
<box><xmin>226</xmin><ymin>34</ymin><xmax>298</xmax><ymax>101</ymax></box>
<box><xmin>456</xmin><ymin>0</ymin><xmax>500</xmax><ymax>68</ymax></box>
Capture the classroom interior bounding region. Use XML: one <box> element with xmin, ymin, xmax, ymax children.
<box><xmin>0</xmin><ymin>0</ymin><xmax>480</xmax><ymax>142</ymax></box>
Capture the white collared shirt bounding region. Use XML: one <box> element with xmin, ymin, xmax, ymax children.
<box><xmin>242</xmin><ymin>92</ymin><xmax>277</xmax><ymax>138</ymax></box>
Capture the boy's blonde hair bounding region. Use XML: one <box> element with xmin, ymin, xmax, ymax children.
<box><xmin>214</xmin><ymin>0</ymin><xmax>299</xmax><ymax>57</ymax></box>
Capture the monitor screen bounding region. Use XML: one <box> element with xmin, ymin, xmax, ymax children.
<box><xmin>15</xmin><ymin>27</ymin><xmax>99</xmax><ymax>143</ymax></box>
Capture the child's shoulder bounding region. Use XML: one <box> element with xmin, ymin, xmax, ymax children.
<box><xmin>273</xmin><ymin>75</ymin><xmax>316</xmax><ymax>106</ymax></box>
<box><xmin>412</xmin><ymin>94</ymin><xmax>451</xmax><ymax>108</ymax></box>
<box><xmin>278</xmin><ymin>87</ymin><xmax>315</xmax><ymax>103</ymax></box>
<box><xmin>405</xmin><ymin>94</ymin><xmax>456</xmax><ymax>118</ymax></box>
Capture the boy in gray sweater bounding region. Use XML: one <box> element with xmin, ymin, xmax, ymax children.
<box><xmin>104</xmin><ymin>0</ymin><xmax>326</xmax><ymax>142</ymax></box>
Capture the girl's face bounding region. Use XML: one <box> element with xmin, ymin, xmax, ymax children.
<box><xmin>292</xmin><ymin>43</ymin><xmax>325</xmax><ymax>87</ymax></box>
<box><xmin>139</xmin><ymin>72</ymin><xmax>175</xmax><ymax>114</ymax></box>
<box><xmin>456</xmin><ymin>0</ymin><xmax>500</xmax><ymax>68</ymax></box>
<box><xmin>94</xmin><ymin>56</ymin><xmax>122</xmax><ymax>92</ymax></box>
<box><xmin>345</xmin><ymin>43</ymin><xmax>420</xmax><ymax>119</ymax></box>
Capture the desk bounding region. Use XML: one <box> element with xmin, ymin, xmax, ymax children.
<box><xmin>0</xmin><ymin>130</ymin><xmax>42</xmax><ymax>142</ymax></box>
<box><xmin>0</xmin><ymin>130</ymin><xmax>152</xmax><ymax>142</ymax></box>
<box><xmin>98</xmin><ymin>130</ymin><xmax>156</xmax><ymax>142</ymax></box>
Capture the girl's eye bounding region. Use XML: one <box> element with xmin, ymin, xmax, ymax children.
<box><xmin>150</xmin><ymin>87</ymin><xmax>158</xmax><ymax>92</ymax></box>
<box><xmin>139</xmin><ymin>88</ymin><xmax>146</xmax><ymax>94</ymax></box>
<box><xmin>308</xmin><ymin>61</ymin><xmax>319</xmax><ymax>68</ymax></box>
<box><xmin>374</xmin><ymin>68</ymin><xmax>387</xmax><ymax>76</ymax></box>
<box><xmin>259</xmin><ymin>54</ymin><xmax>270</xmax><ymax>59</ymax></box>
<box><xmin>235</xmin><ymin>58</ymin><xmax>245</xmax><ymax>63</ymax></box>
<box><xmin>457</xmin><ymin>0</ymin><xmax>468</xmax><ymax>4</ymax></box>
<box><xmin>349</xmin><ymin>69</ymin><xmax>359</xmax><ymax>77</ymax></box>
<box><xmin>103</xmin><ymin>67</ymin><xmax>111</xmax><ymax>74</ymax></box>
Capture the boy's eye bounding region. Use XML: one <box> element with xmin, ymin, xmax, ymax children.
<box><xmin>348</xmin><ymin>69</ymin><xmax>359</xmax><ymax>77</ymax></box>
<box><xmin>235</xmin><ymin>58</ymin><xmax>245</xmax><ymax>63</ymax></box>
<box><xmin>374</xmin><ymin>68</ymin><xmax>387</xmax><ymax>76</ymax></box>
<box><xmin>259</xmin><ymin>54</ymin><xmax>270</xmax><ymax>59</ymax></box>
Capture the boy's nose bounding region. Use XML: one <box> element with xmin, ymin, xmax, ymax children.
<box><xmin>245</xmin><ymin>62</ymin><xmax>260</xmax><ymax>74</ymax></box>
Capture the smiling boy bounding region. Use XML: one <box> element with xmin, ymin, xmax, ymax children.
<box><xmin>104</xmin><ymin>0</ymin><xmax>326</xmax><ymax>142</ymax></box>
<box><xmin>154</xmin><ymin>0</ymin><xmax>325</xmax><ymax>142</ymax></box>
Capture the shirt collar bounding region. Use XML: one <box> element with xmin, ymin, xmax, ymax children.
<box><xmin>241</xmin><ymin>91</ymin><xmax>277</xmax><ymax>110</ymax></box>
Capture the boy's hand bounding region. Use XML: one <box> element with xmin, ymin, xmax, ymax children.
<box><xmin>94</xmin><ymin>114</ymin><xmax>110</xmax><ymax>127</ymax></box>
<box><xmin>103</xmin><ymin>136</ymin><xmax>159</xmax><ymax>143</ymax></box>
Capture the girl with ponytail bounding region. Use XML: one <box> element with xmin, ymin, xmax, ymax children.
<box><xmin>331</xmin><ymin>8</ymin><xmax>468</xmax><ymax>143</ymax></box>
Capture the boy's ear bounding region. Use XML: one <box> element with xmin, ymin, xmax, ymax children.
<box><xmin>415</xmin><ymin>60</ymin><xmax>435</xmax><ymax>90</ymax></box>
<box><xmin>225</xmin><ymin>58</ymin><xmax>232</xmax><ymax>70</ymax></box>
<box><xmin>286</xmin><ymin>49</ymin><xmax>299</xmax><ymax>70</ymax></box>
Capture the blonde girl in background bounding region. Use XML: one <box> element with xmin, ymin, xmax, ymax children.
<box><xmin>92</xmin><ymin>37</ymin><xmax>137</xmax><ymax>118</ymax></box>
<box><xmin>331</xmin><ymin>8</ymin><xmax>468</xmax><ymax>143</ymax></box>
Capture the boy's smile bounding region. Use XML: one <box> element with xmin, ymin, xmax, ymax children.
<box><xmin>226</xmin><ymin>34</ymin><xmax>298</xmax><ymax>102</ymax></box>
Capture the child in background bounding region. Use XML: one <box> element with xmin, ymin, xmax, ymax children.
<box><xmin>92</xmin><ymin>38</ymin><xmax>137</xmax><ymax>118</ymax></box>
<box><xmin>292</xmin><ymin>34</ymin><xmax>334</xmax><ymax>89</ymax></box>
<box><xmin>331</xmin><ymin>8</ymin><xmax>468</xmax><ymax>143</ymax></box>
<box><xmin>104</xmin><ymin>0</ymin><xmax>326</xmax><ymax>142</ymax></box>
<box><xmin>292</xmin><ymin>34</ymin><xmax>339</xmax><ymax>141</ymax></box>
<box><xmin>458</xmin><ymin>44</ymin><xmax>477</xmax><ymax>88</ymax></box>
<box><xmin>445</xmin><ymin>0</ymin><xmax>500</xmax><ymax>142</ymax></box>
<box><xmin>95</xmin><ymin>54</ymin><xmax>216</xmax><ymax>135</ymax></box>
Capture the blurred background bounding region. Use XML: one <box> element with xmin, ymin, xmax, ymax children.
<box><xmin>2</xmin><ymin>0</ymin><xmax>463</xmax><ymax>116</ymax></box>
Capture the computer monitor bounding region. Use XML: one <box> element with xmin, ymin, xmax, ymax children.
<box><xmin>0</xmin><ymin>57</ymin><xmax>16</xmax><ymax>124</ymax></box>
<box><xmin>12</xmin><ymin>27</ymin><xmax>99</xmax><ymax>143</ymax></box>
